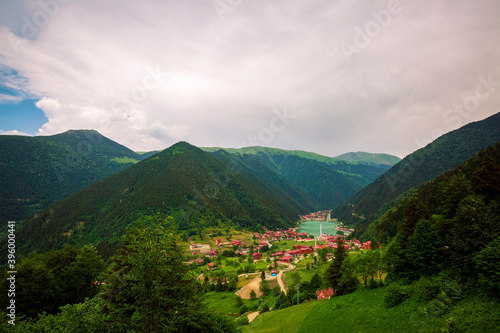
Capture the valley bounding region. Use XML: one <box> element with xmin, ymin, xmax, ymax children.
<box><xmin>0</xmin><ymin>114</ymin><xmax>499</xmax><ymax>332</ymax></box>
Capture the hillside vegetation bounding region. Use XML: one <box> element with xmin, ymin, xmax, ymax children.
<box><xmin>5</xmin><ymin>142</ymin><xmax>317</xmax><ymax>260</ymax></box>
<box><xmin>333</xmin><ymin>112</ymin><xmax>500</xmax><ymax>227</ymax></box>
<box><xmin>0</xmin><ymin>130</ymin><xmax>145</xmax><ymax>225</ymax></box>
<box><xmin>204</xmin><ymin>146</ymin><xmax>394</xmax><ymax>209</ymax></box>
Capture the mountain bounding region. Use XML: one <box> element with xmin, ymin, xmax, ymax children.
<box><xmin>359</xmin><ymin>141</ymin><xmax>500</xmax><ymax>242</ymax></box>
<box><xmin>333</xmin><ymin>112</ymin><xmax>500</xmax><ymax>226</ymax></box>
<box><xmin>334</xmin><ymin>151</ymin><xmax>401</xmax><ymax>166</ymax></box>
<box><xmin>0</xmin><ymin>130</ymin><xmax>146</xmax><ymax>225</ymax></box>
<box><xmin>7</xmin><ymin>142</ymin><xmax>317</xmax><ymax>259</ymax></box>
<box><xmin>203</xmin><ymin>146</ymin><xmax>392</xmax><ymax>209</ymax></box>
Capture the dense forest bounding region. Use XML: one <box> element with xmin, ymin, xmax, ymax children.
<box><xmin>333</xmin><ymin>112</ymin><xmax>500</xmax><ymax>227</ymax></box>
<box><xmin>2</xmin><ymin>142</ymin><xmax>318</xmax><ymax>261</ymax></box>
<box><xmin>205</xmin><ymin>146</ymin><xmax>394</xmax><ymax>209</ymax></box>
<box><xmin>0</xmin><ymin>130</ymin><xmax>144</xmax><ymax>225</ymax></box>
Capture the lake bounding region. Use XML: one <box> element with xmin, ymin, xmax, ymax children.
<box><xmin>296</xmin><ymin>220</ymin><xmax>340</xmax><ymax>237</ymax></box>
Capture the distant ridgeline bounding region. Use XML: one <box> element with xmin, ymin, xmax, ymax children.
<box><xmin>0</xmin><ymin>130</ymin><xmax>146</xmax><ymax>225</ymax></box>
<box><xmin>202</xmin><ymin>146</ymin><xmax>399</xmax><ymax>210</ymax></box>
<box><xmin>333</xmin><ymin>112</ymin><xmax>500</xmax><ymax>229</ymax></box>
<box><xmin>1</xmin><ymin>142</ymin><xmax>319</xmax><ymax>260</ymax></box>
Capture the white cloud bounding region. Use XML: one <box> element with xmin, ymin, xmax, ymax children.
<box><xmin>0</xmin><ymin>0</ymin><xmax>499</xmax><ymax>156</ymax></box>
<box><xmin>0</xmin><ymin>129</ymin><xmax>32</xmax><ymax>136</ymax></box>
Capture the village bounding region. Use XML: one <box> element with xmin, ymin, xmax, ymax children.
<box><xmin>186</xmin><ymin>212</ymin><xmax>376</xmax><ymax>322</ymax></box>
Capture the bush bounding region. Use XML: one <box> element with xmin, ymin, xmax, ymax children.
<box><xmin>260</xmin><ymin>303</ymin><xmax>269</xmax><ymax>314</ymax></box>
<box><xmin>236</xmin><ymin>316</ymin><xmax>249</xmax><ymax>326</ymax></box>
<box><xmin>239</xmin><ymin>305</ymin><xmax>248</xmax><ymax>315</ymax></box>
<box><xmin>384</xmin><ymin>283</ymin><xmax>410</xmax><ymax>307</ymax></box>
<box><xmin>412</xmin><ymin>276</ymin><xmax>440</xmax><ymax>302</ymax></box>
<box><xmin>279</xmin><ymin>301</ymin><xmax>291</xmax><ymax>310</ymax></box>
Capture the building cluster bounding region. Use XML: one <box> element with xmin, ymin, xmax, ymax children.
<box><xmin>270</xmin><ymin>244</ymin><xmax>315</xmax><ymax>263</ymax></box>
<box><xmin>299</xmin><ymin>210</ymin><xmax>332</xmax><ymax>221</ymax></box>
<box><xmin>253</xmin><ymin>228</ymin><xmax>309</xmax><ymax>243</ymax></box>
<box><xmin>335</xmin><ymin>225</ymin><xmax>355</xmax><ymax>236</ymax></box>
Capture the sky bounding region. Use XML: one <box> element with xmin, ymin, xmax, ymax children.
<box><xmin>0</xmin><ymin>0</ymin><xmax>499</xmax><ymax>158</ymax></box>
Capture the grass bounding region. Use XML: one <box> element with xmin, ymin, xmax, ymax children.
<box><xmin>204</xmin><ymin>291</ymin><xmax>242</xmax><ymax>315</ymax></box>
<box><xmin>240</xmin><ymin>286</ymin><xmax>500</xmax><ymax>332</ymax></box>
<box><xmin>110</xmin><ymin>156</ymin><xmax>139</xmax><ymax>164</ymax></box>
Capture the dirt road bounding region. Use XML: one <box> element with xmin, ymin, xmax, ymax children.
<box><xmin>277</xmin><ymin>271</ymin><xmax>287</xmax><ymax>295</ymax></box>
<box><xmin>247</xmin><ymin>311</ymin><xmax>260</xmax><ymax>322</ymax></box>
<box><xmin>235</xmin><ymin>276</ymin><xmax>263</xmax><ymax>299</ymax></box>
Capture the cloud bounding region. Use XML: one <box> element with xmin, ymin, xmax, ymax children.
<box><xmin>0</xmin><ymin>0</ymin><xmax>499</xmax><ymax>157</ymax></box>
<box><xmin>0</xmin><ymin>129</ymin><xmax>32</xmax><ymax>136</ymax></box>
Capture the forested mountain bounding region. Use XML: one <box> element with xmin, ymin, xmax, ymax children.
<box><xmin>358</xmin><ymin>142</ymin><xmax>500</xmax><ymax>245</ymax></box>
<box><xmin>203</xmin><ymin>146</ymin><xmax>392</xmax><ymax>209</ymax></box>
<box><xmin>5</xmin><ymin>142</ymin><xmax>317</xmax><ymax>260</ymax></box>
<box><xmin>0</xmin><ymin>130</ymin><xmax>145</xmax><ymax>225</ymax></box>
<box><xmin>333</xmin><ymin>112</ymin><xmax>500</xmax><ymax>227</ymax></box>
<box><xmin>334</xmin><ymin>151</ymin><xmax>401</xmax><ymax>166</ymax></box>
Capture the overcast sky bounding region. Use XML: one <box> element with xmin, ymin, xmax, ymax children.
<box><xmin>0</xmin><ymin>0</ymin><xmax>499</xmax><ymax>157</ymax></box>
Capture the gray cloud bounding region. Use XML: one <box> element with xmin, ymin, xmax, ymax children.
<box><xmin>0</xmin><ymin>0</ymin><xmax>499</xmax><ymax>157</ymax></box>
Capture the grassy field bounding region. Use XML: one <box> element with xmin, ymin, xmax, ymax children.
<box><xmin>242</xmin><ymin>286</ymin><xmax>500</xmax><ymax>332</ymax></box>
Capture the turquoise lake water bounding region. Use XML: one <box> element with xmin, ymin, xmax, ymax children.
<box><xmin>296</xmin><ymin>220</ymin><xmax>340</xmax><ymax>237</ymax></box>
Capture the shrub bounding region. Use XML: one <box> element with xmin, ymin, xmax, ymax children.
<box><xmin>239</xmin><ymin>305</ymin><xmax>248</xmax><ymax>315</ymax></box>
<box><xmin>384</xmin><ymin>283</ymin><xmax>410</xmax><ymax>307</ymax></box>
<box><xmin>236</xmin><ymin>316</ymin><xmax>249</xmax><ymax>326</ymax></box>
<box><xmin>260</xmin><ymin>303</ymin><xmax>269</xmax><ymax>314</ymax></box>
<box><xmin>412</xmin><ymin>276</ymin><xmax>440</xmax><ymax>302</ymax></box>
<box><xmin>279</xmin><ymin>301</ymin><xmax>291</xmax><ymax>310</ymax></box>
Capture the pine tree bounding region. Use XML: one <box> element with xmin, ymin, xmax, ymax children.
<box><xmin>325</xmin><ymin>238</ymin><xmax>348</xmax><ymax>290</ymax></box>
<box><xmin>101</xmin><ymin>217</ymin><xmax>236</xmax><ymax>332</ymax></box>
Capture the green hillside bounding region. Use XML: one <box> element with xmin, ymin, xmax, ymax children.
<box><xmin>0</xmin><ymin>130</ymin><xmax>144</xmax><ymax>225</ymax></box>
<box><xmin>203</xmin><ymin>146</ymin><xmax>343</xmax><ymax>165</ymax></box>
<box><xmin>243</xmin><ymin>142</ymin><xmax>500</xmax><ymax>332</ymax></box>
<box><xmin>334</xmin><ymin>151</ymin><xmax>401</xmax><ymax>166</ymax></box>
<box><xmin>333</xmin><ymin>112</ymin><xmax>500</xmax><ymax>227</ymax></box>
<box><xmin>244</xmin><ymin>287</ymin><xmax>500</xmax><ymax>333</ymax></box>
<box><xmin>6</xmin><ymin>142</ymin><xmax>317</xmax><ymax>260</ymax></box>
<box><xmin>203</xmin><ymin>146</ymin><xmax>391</xmax><ymax>209</ymax></box>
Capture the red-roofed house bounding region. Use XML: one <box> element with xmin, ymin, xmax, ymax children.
<box><xmin>316</xmin><ymin>288</ymin><xmax>335</xmax><ymax>300</ymax></box>
<box><xmin>206</xmin><ymin>249</ymin><xmax>218</xmax><ymax>258</ymax></box>
<box><xmin>230</xmin><ymin>240</ymin><xmax>242</xmax><ymax>247</ymax></box>
<box><xmin>252</xmin><ymin>252</ymin><xmax>262</xmax><ymax>260</ymax></box>
<box><xmin>207</xmin><ymin>263</ymin><xmax>215</xmax><ymax>270</ymax></box>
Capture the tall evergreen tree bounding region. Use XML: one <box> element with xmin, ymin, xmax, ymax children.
<box><xmin>101</xmin><ymin>217</ymin><xmax>236</xmax><ymax>332</ymax></box>
<box><xmin>325</xmin><ymin>238</ymin><xmax>348</xmax><ymax>290</ymax></box>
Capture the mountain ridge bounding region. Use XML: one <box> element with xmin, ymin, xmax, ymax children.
<box><xmin>333</xmin><ymin>112</ymin><xmax>500</xmax><ymax>227</ymax></box>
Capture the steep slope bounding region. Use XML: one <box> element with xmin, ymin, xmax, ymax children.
<box><xmin>334</xmin><ymin>151</ymin><xmax>401</xmax><ymax>166</ymax></box>
<box><xmin>333</xmin><ymin>112</ymin><xmax>500</xmax><ymax>226</ymax></box>
<box><xmin>0</xmin><ymin>130</ymin><xmax>144</xmax><ymax>224</ymax></box>
<box><xmin>9</xmin><ymin>142</ymin><xmax>316</xmax><ymax>258</ymax></box>
<box><xmin>359</xmin><ymin>141</ymin><xmax>500</xmax><ymax>243</ymax></box>
<box><xmin>203</xmin><ymin>146</ymin><xmax>392</xmax><ymax>209</ymax></box>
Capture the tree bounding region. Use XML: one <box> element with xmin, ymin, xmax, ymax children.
<box><xmin>310</xmin><ymin>272</ymin><xmax>322</xmax><ymax>291</ymax></box>
<box><xmin>250</xmin><ymin>290</ymin><xmax>257</xmax><ymax>300</ymax></box>
<box><xmin>325</xmin><ymin>238</ymin><xmax>348</xmax><ymax>289</ymax></box>
<box><xmin>474</xmin><ymin>236</ymin><xmax>500</xmax><ymax>292</ymax></box>
<box><xmin>407</xmin><ymin>219</ymin><xmax>442</xmax><ymax>278</ymax></box>
<box><xmin>337</xmin><ymin>257</ymin><xmax>358</xmax><ymax>295</ymax></box>
<box><xmin>63</xmin><ymin>245</ymin><xmax>105</xmax><ymax>303</ymax></box>
<box><xmin>260</xmin><ymin>279</ymin><xmax>270</xmax><ymax>295</ymax></box>
<box><xmin>354</xmin><ymin>251</ymin><xmax>378</xmax><ymax>287</ymax></box>
<box><xmin>101</xmin><ymin>217</ymin><xmax>236</xmax><ymax>332</ymax></box>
